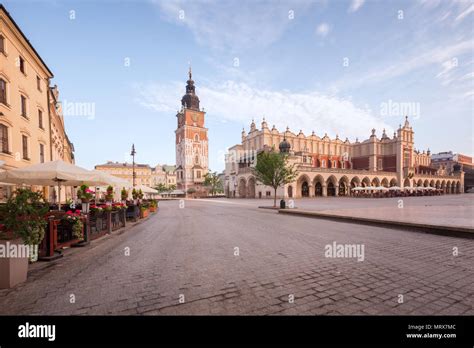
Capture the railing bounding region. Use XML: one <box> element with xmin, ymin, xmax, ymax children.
<box><xmin>89</xmin><ymin>210</ymin><xmax>108</xmax><ymax>240</ymax></box>
<box><xmin>40</xmin><ymin>212</ymin><xmax>86</xmax><ymax>258</ymax></box>
<box><xmin>111</xmin><ymin>210</ymin><xmax>126</xmax><ymax>231</ymax></box>
<box><xmin>126</xmin><ymin>205</ymin><xmax>140</xmax><ymax>221</ymax></box>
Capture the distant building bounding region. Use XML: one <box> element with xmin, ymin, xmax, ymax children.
<box><xmin>225</xmin><ymin>117</ymin><xmax>463</xmax><ymax>198</ymax></box>
<box><xmin>95</xmin><ymin>161</ymin><xmax>177</xmax><ymax>189</ymax></box>
<box><xmin>152</xmin><ymin>164</ymin><xmax>176</xmax><ymax>188</ymax></box>
<box><xmin>95</xmin><ymin>161</ymin><xmax>152</xmax><ymax>187</ymax></box>
<box><xmin>431</xmin><ymin>151</ymin><xmax>473</xmax><ymax>191</ymax></box>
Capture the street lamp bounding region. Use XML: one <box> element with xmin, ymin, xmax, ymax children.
<box><xmin>130</xmin><ymin>144</ymin><xmax>136</xmax><ymax>187</ymax></box>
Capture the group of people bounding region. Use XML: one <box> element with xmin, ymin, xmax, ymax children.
<box><xmin>351</xmin><ymin>187</ymin><xmax>443</xmax><ymax>198</ymax></box>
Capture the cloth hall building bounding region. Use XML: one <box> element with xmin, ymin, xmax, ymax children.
<box><xmin>224</xmin><ymin>117</ymin><xmax>463</xmax><ymax>199</ymax></box>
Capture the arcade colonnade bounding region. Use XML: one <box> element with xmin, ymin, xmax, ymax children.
<box><xmin>234</xmin><ymin>171</ymin><xmax>462</xmax><ymax>199</ymax></box>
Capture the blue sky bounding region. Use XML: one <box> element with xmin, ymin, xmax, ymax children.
<box><xmin>3</xmin><ymin>0</ymin><xmax>473</xmax><ymax>171</ymax></box>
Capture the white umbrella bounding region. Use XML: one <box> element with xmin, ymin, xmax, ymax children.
<box><xmin>90</xmin><ymin>170</ymin><xmax>131</xmax><ymax>187</ymax></box>
<box><xmin>0</xmin><ymin>160</ymin><xmax>108</xmax><ymax>209</ymax></box>
<box><xmin>389</xmin><ymin>186</ymin><xmax>401</xmax><ymax>191</ymax></box>
<box><xmin>134</xmin><ymin>185</ymin><xmax>158</xmax><ymax>194</ymax></box>
<box><xmin>0</xmin><ymin>160</ymin><xmax>105</xmax><ymax>186</ymax></box>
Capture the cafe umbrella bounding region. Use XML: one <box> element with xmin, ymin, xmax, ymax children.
<box><xmin>0</xmin><ymin>160</ymin><xmax>108</xmax><ymax>210</ymax></box>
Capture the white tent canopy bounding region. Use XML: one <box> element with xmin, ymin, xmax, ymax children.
<box><xmin>89</xmin><ymin>170</ymin><xmax>131</xmax><ymax>187</ymax></box>
<box><xmin>0</xmin><ymin>160</ymin><xmax>107</xmax><ymax>186</ymax></box>
<box><xmin>132</xmin><ymin>184</ymin><xmax>158</xmax><ymax>194</ymax></box>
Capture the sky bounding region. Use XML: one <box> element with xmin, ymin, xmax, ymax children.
<box><xmin>3</xmin><ymin>0</ymin><xmax>473</xmax><ymax>172</ymax></box>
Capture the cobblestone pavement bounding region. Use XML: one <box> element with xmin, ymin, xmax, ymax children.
<box><xmin>200</xmin><ymin>194</ymin><xmax>474</xmax><ymax>228</ymax></box>
<box><xmin>0</xmin><ymin>199</ymin><xmax>473</xmax><ymax>315</ymax></box>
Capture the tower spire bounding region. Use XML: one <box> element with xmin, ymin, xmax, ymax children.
<box><xmin>181</xmin><ymin>65</ymin><xmax>200</xmax><ymax>110</ymax></box>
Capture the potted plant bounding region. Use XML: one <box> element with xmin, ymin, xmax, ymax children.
<box><xmin>77</xmin><ymin>185</ymin><xmax>94</xmax><ymax>213</ymax></box>
<box><xmin>0</xmin><ymin>188</ymin><xmax>49</xmax><ymax>288</ymax></box>
<box><xmin>121</xmin><ymin>187</ymin><xmax>128</xmax><ymax>202</ymax></box>
<box><xmin>132</xmin><ymin>188</ymin><xmax>138</xmax><ymax>204</ymax></box>
<box><xmin>138</xmin><ymin>189</ymin><xmax>144</xmax><ymax>200</ymax></box>
<box><xmin>149</xmin><ymin>200</ymin><xmax>158</xmax><ymax>212</ymax></box>
<box><xmin>105</xmin><ymin>185</ymin><xmax>114</xmax><ymax>202</ymax></box>
<box><xmin>61</xmin><ymin>210</ymin><xmax>84</xmax><ymax>241</ymax></box>
<box><xmin>140</xmin><ymin>205</ymin><xmax>149</xmax><ymax>219</ymax></box>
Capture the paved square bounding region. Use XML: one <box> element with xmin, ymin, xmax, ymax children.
<box><xmin>0</xmin><ymin>197</ymin><xmax>473</xmax><ymax>315</ymax></box>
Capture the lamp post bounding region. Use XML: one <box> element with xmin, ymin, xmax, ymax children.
<box><xmin>131</xmin><ymin>144</ymin><xmax>136</xmax><ymax>187</ymax></box>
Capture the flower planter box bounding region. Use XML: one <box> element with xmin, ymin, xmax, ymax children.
<box><xmin>149</xmin><ymin>206</ymin><xmax>157</xmax><ymax>213</ymax></box>
<box><xmin>140</xmin><ymin>209</ymin><xmax>149</xmax><ymax>219</ymax></box>
<box><xmin>0</xmin><ymin>238</ymin><xmax>28</xmax><ymax>289</ymax></box>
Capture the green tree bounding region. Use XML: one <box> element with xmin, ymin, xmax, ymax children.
<box><xmin>154</xmin><ymin>183</ymin><xmax>168</xmax><ymax>193</ymax></box>
<box><xmin>204</xmin><ymin>171</ymin><xmax>222</xmax><ymax>196</ymax></box>
<box><xmin>252</xmin><ymin>151</ymin><xmax>298</xmax><ymax>207</ymax></box>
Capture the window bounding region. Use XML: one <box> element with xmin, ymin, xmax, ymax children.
<box><xmin>36</xmin><ymin>76</ymin><xmax>41</xmax><ymax>91</ymax></box>
<box><xmin>0</xmin><ymin>124</ymin><xmax>8</xmax><ymax>153</ymax></box>
<box><xmin>194</xmin><ymin>134</ymin><xmax>199</xmax><ymax>142</ymax></box>
<box><xmin>0</xmin><ymin>78</ymin><xmax>6</xmax><ymax>105</ymax></box>
<box><xmin>19</xmin><ymin>56</ymin><xmax>25</xmax><ymax>74</ymax></box>
<box><xmin>20</xmin><ymin>95</ymin><xmax>27</xmax><ymax>117</ymax></box>
<box><xmin>197</xmin><ymin>171</ymin><xmax>201</xmax><ymax>179</ymax></box>
<box><xmin>0</xmin><ymin>35</ymin><xmax>4</xmax><ymax>54</ymax></box>
<box><xmin>22</xmin><ymin>135</ymin><xmax>29</xmax><ymax>160</ymax></box>
<box><xmin>38</xmin><ymin>109</ymin><xmax>43</xmax><ymax>129</ymax></box>
<box><xmin>39</xmin><ymin>143</ymin><xmax>45</xmax><ymax>163</ymax></box>
<box><xmin>18</xmin><ymin>56</ymin><xmax>26</xmax><ymax>75</ymax></box>
<box><xmin>322</xmin><ymin>160</ymin><xmax>326</xmax><ymax>168</ymax></box>
<box><xmin>378</xmin><ymin>158</ymin><xmax>383</xmax><ymax>170</ymax></box>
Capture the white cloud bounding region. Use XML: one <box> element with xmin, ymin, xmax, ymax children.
<box><xmin>455</xmin><ymin>3</ymin><xmax>474</xmax><ymax>22</ymax></box>
<box><xmin>151</xmin><ymin>0</ymin><xmax>314</xmax><ymax>52</ymax></box>
<box><xmin>333</xmin><ymin>40</ymin><xmax>474</xmax><ymax>90</ymax></box>
<box><xmin>134</xmin><ymin>80</ymin><xmax>391</xmax><ymax>141</ymax></box>
<box><xmin>348</xmin><ymin>0</ymin><xmax>365</xmax><ymax>13</ymax></box>
<box><xmin>316</xmin><ymin>23</ymin><xmax>330</xmax><ymax>37</ymax></box>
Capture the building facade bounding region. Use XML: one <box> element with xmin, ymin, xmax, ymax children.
<box><xmin>225</xmin><ymin>117</ymin><xmax>463</xmax><ymax>199</ymax></box>
<box><xmin>95</xmin><ymin>161</ymin><xmax>153</xmax><ymax>187</ymax></box>
<box><xmin>431</xmin><ymin>151</ymin><xmax>473</xmax><ymax>191</ymax></box>
<box><xmin>175</xmin><ymin>68</ymin><xmax>209</xmax><ymax>196</ymax></box>
<box><xmin>0</xmin><ymin>5</ymin><xmax>74</xmax><ymax>201</ymax></box>
<box><xmin>152</xmin><ymin>164</ymin><xmax>177</xmax><ymax>188</ymax></box>
<box><xmin>95</xmin><ymin>161</ymin><xmax>177</xmax><ymax>189</ymax></box>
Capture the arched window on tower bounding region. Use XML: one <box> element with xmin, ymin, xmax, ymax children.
<box><xmin>194</xmin><ymin>134</ymin><xmax>199</xmax><ymax>142</ymax></box>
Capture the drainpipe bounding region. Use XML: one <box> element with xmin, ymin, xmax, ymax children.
<box><xmin>46</xmin><ymin>79</ymin><xmax>53</xmax><ymax>201</ymax></box>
